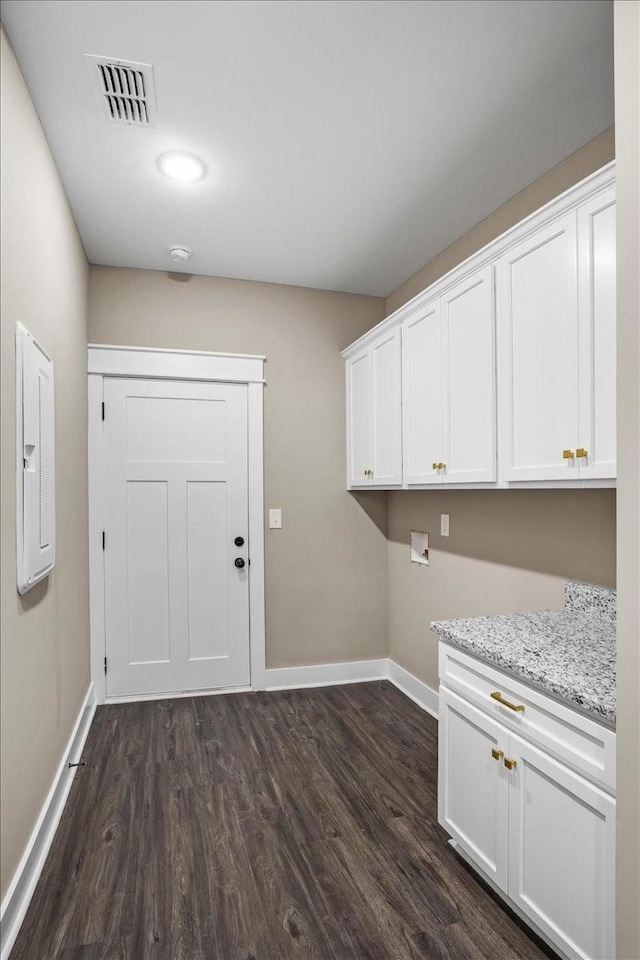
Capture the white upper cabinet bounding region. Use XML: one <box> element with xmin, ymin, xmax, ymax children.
<box><xmin>497</xmin><ymin>214</ymin><xmax>580</xmax><ymax>482</ymax></box>
<box><xmin>371</xmin><ymin>329</ymin><xmax>403</xmax><ymax>485</ymax></box>
<box><xmin>343</xmin><ymin>164</ymin><xmax>616</xmax><ymax>490</ymax></box>
<box><xmin>577</xmin><ymin>187</ymin><xmax>616</xmax><ymax>479</ymax></box>
<box><xmin>497</xmin><ymin>187</ymin><xmax>616</xmax><ymax>484</ymax></box>
<box><xmin>402</xmin><ymin>267</ymin><xmax>495</xmax><ymax>485</ymax></box>
<box><xmin>346</xmin><ymin>348</ymin><xmax>373</xmax><ymax>487</ymax></box>
<box><xmin>402</xmin><ymin>299</ymin><xmax>442</xmax><ymax>485</ymax></box>
<box><xmin>441</xmin><ymin>266</ymin><xmax>496</xmax><ymax>483</ymax></box>
<box><xmin>346</xmin><ymin>328</ymin><xmax>402</xmax><ymax>487</ymax></box>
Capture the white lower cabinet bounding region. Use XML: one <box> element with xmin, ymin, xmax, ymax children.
<box><xmin>439</xmin><ymin>684</ymin><xmax>615</xmax><ymax>960</ymax></box>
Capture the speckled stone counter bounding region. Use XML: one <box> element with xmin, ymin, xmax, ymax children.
<box><xmin>431</xmin><ymin>582</ymin><xmax>616</xmax><ymax>726</ymax></box>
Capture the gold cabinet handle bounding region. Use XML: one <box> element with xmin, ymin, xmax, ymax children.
<box><xmin>504</xmin><ymin>757</ymin><xmax>517</xmax><ymax>771</ymax></box>
<box><xmin>491</xmin><ymin>691</ymin><xmax>525</xmax><ymax>712</ymax></box>
<box><xmin>576</xmin><ymin>448</ymin><xmax>588</xmax><ymax>459</ymax></box>
<box><xmin>563</xmin><ymin>449</ymin><xmax>575</xmax><ymax>459</ymax></box>
<box><xmin>432</xmin><ymin>462</ymin><xmax>439</xmax><ymax>470</ymax></box>
<box><xmin>491</xmin><ymin>748</ymin><xmax>504</xmax><ymax>761</ymax></box>
<box><xmin>441</xmin><ymin>463</ymin><xmax>446</xmax><ymax>470</ymax></box>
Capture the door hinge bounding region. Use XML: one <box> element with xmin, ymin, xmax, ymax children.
<box><xmin>102</xmin><ymin>531</ymin><xmax>106</xmax><ymax>550</ymax></box>
<box><xmin>101</xmin><ymin>401</ymin><xmax>105</xmax><ymax>420</ymax></box>
<box><xmin>104</xmin><ymin>656</ymin><xmax>107</xmax><ymax>674</ymax></box>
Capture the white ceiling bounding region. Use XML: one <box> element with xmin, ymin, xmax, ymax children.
<box><xmin>1</xmin><ymin>0</ymin><xmax>613</xmax><ymax>297</ymax></box>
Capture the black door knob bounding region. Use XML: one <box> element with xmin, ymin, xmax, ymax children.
<box><xmin>234</xmin><ymin>536</ymin><xmax>245</xmax><ymax>547</ymax></box>
<box><xmin>234</xmin><ymin>557</ymin><xmax>245</xmax><ymax>569</ymax></box>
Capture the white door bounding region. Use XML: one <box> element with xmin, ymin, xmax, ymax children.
<box><xmin>402</xmin><ymin>300</ymin><xmax>443</xmax><ymax>485</ymax></box>
<box><xmin>577</xmin><ymin>189</ymin><xmax>616</xmax><ymax>480</ymax></box>
<box><xmin>347</xmin><ymin>349</ymin><xmax>373</xmax><ymax>486</ymax></box>
<box><xmin>371</xmin><ymin>329</ymin><xmax>402</xmax><ymax>486</ymax></box>
<box><xmin>507</xmin><ymin>733</ymin><xmax>615</xmax><ymax>960</ymax></box>
<box><xmin>441</xmin><ymin>266</ymin><xmax>496</xmax><ymax>483</ymax></box>
<box><xmin>497</xmin><ymin>215</ymin><xmax>580</xmax><ymax>481</ymax></box>
<box><xmin>103</xmin><ymin>378</ymin><xmax>250</xmax><ymax>697</ymax></box>
<box><xmin>438</xmin><ymin>688</ymin><xmax>509</xmax><ymax>890</ymax></box>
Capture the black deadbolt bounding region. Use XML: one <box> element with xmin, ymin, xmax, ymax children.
<box><xmin>234</xmin><ymin>557</ymin><xmax>245</xmax><ymax>569</ymax></box>
<box><xmin>234</xmin><ymin>536</ymin><xmax>245</xmax><ymax>547</ymax></box>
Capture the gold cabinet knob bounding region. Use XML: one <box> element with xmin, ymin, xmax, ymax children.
<box><xmin>441</xmin><ymin>463</ymin><xmax>447</xmax><ymax>470</ymax></box>
<box><xmin>563</xmin><ymin>449</ymin><xmax>575</xmax><ymax>459</ymax></box>
<box><xmin>504</xmin><ymin>757</ymin><xmax>517</xmax><ymax>771</ymax></box>
<box><xmin>491</xmin><ymin>748</ymin><xmax>504</xmax><ymax>762</ymax></box>
<box><xmin>576</xmin><ymin>448</ymin><xmax>588</xmax><ymax>459</ymax></box>
<box><xmin>432</xmin><ymin>462</ymin><xmax>439</xmax><ymax>470</ymax></box>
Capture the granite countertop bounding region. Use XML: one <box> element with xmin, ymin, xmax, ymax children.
<box><xmin>431</xmin><ymin>582</ymin><xmax>616</xmax><ymax>726</ymax></box>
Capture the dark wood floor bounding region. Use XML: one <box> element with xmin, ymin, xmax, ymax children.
<box><xmin>11</xmin><ymin>681</ymin><xmax>558</xmax><ymax>960</ymax></box>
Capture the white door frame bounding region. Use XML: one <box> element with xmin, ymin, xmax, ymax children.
<box><xmin>88</xmin><ymin>344</ymin><xmax>266</xmax><ymax>704</ymax></box>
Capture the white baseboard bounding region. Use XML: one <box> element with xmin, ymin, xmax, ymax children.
<box><xmin>387</xmin><ymin>659</ymin><xmax>439</xmax><ymax>719</ymax></box>
<box><xmin>265</xmin><ymin>658</ymin><xmax>388</xmax><ymax>691</ymax></box>
<box><xmin>265</xmin><ymin>657</ymin><xmax>439</xmax><ymax>720</ymax></box>
<box><xmin>0</xmin><ymin>683</ymin><xmax>96</xmax><ymax>960</ymax></box>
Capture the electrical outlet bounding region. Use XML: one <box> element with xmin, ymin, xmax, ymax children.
<box><xmin>269</xmin><ymin>508</ymin><xmax>282</xmax><ymax>529</ymax></box>
<box><xmin>440</xmin><ymin>514</ymin><xmax>450</xmax><ymax>537</ymax></box>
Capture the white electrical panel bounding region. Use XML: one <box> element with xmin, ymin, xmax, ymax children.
<box><xmin>16</xmin><ymin>323</ymin><xmax>55</xmax><ymax>594</ymax></box>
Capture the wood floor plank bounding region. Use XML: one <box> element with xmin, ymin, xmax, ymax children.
<box><xmin>11</xmin><ymin>682</ymin><xmax>558</xmax><ymax>960</ymax></box>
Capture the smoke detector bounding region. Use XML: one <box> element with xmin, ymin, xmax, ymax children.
<box><xmin>85</xmin><ymin>55</ymin><xmax>157</xmax><ymax>127</ymax></box>
<box><xmin>168</xmin><ymin>245</ymin><xmax>192</xmax><ymax>263</ymax></box>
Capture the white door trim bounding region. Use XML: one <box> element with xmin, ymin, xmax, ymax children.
<box><xmin>87</xmin><ymin>345</ymin><xmax>266</xmax><ymax>703</ymax></box>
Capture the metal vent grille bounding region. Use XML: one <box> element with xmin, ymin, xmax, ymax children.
<box><xmin>85</xmin><ymin>55</ymin><xmax>157</xmax><ymax>127</ymax></box>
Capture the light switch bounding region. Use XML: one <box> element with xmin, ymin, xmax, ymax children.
<box><xmin>440</xmin><ymin>514</ymin><xmax>450</xmax><ymax>537</ymax></box>
<box><xmin>269</xmin><ymin>508</ymin><xmax>282</xmax><ymax>529</ymax></box>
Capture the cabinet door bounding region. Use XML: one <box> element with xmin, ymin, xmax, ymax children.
<box><xmin>438</xmin><ymin>688</ymin><xmax>509</xmax><ymax>890</ymax></box>
<box><xmin>441</xmin><ymin>266</ymin><xmax>496</xmax><ymax>483</ymax></box>
<box><xmin>402</xmin><ymin>300</ymin><xmax>443</xmax><ymax>485</ymax></box>
<box><xmin>577</xmin><ymin>190</ymin><xmax>616</xmax><ymax>480</ymax></box>
<box><xmin>371</xmin><ymin>329</ymin><xmax>402</xmax><ymax>486</ymax></box>
<box><xmin>346</xmin><ymin>349</ymin><xmax>372</xmax><ymax>487</ymax></box>
<box><xmin>497</xmin><ymin>215</ymin><xmax>580</xmax><ymax>481</ymax></box>
<box><xmin>507</xmin><ymin>734</ymin><xmax>615</xmax><ymax>960</ymax></box>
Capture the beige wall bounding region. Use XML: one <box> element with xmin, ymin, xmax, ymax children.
<box><xmin>388</xmin><ymin>491</ymin><xmax>615</xmax><ymax>688</ymax></box>
<box><xmin>0</xmin><ymin>28</ymin><xmax>90</xmax><ymax>899</ymax></box>
<box><xmin>386</xmin><ymin>127</ymin><xmax>615</xmax><ymax>315</ymax></box>
<box><xmin>88</xmin><ymin>266</ymin><xmax>387</xmax><ymax>670</ymax></box>
<box><xmin>385</xmin><ymin>132</ymin><xmax>617</xmax><ymax>692</ymax></box>
<box><xmin>614</xmin><ymin>2</ymin><xmax>640</xmax><ymax>956</ymax></box>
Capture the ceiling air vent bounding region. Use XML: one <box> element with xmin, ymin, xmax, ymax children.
<box><xmin>85</xmin><ymin>55</ymin><xmax>157</xmax><ymax>127</ymax></box>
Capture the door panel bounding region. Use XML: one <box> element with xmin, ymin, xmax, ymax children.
<box><xmin>186</xmin><ymin>481</ymin><xmax>229</xmax><ymax>660</ymax></box>
<box><xmin>497</xmin><ymin>215</ymin><xmax>579</xmax><ymax>481</ymax></box>
<box><xmin>442</xmin><ymin>266</ymin><xmax>496</xmax><ymax>483</ymax></box>
<box><xmin>507</xmin><ymin>734</ymin><xmax>615</xmax><ymax>960</ymax></box>
<box><xmin>578</xmin><ymin>190</ymin><xmax>616</xmax><ymax>480</ymax></box>
<box><xmin>347</xmin><ymin>350</ymin><xmax>372</xmax><ymax>486</ymax></box>
<box><xmin>402</xmin><ymin>301</ymin><xmax>442</xmax><ymax>485</ymax></box>
<box><xmin>104</xmin><ymin>378</ymin><xmax>249</xmax><ymax>697</ymax></box>
<box><xmin>126</xmin><ymin>480</ymin><xmax>170</xmax><ymax>664</ymax></box>
<box><xmin>371</xmin><ymin>329</ymin><xmax>402</xmax><ymax>485</ymax></box>
<box><xmin>438</xmin><ymin>688</ymin><xmax>509</xmax><ymax>890</ymax></box>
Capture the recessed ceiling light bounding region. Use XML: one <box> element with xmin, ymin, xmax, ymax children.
<box><xmin>157</xmin><ymin>151</ymin><xmax>206</xmax><ymax>182</ymax></box>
